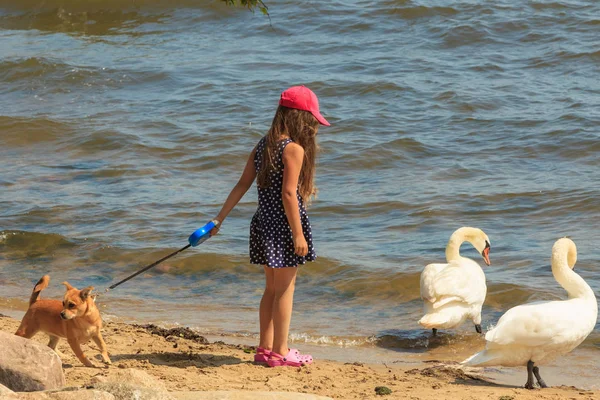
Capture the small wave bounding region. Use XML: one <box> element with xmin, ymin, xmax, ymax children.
<box><xmin>535</xmin><ymin>189</ymin><xmax>600</xmax><ymax>215</ymax></box>
<box><xmin>527</xmin><ymin>49</ymin><xmax>600</xmax><ymax>69</ymax></box>
<box><xmin>485</xmin><ymin>283</ymin><xmax>552</xmax><ymax>310</ymax></box>
<box><xmin>375</xmin><ymin>328</ymin><xmax>482</xmax><ymax>352</ymax></box>
<box><xmin>60</xmin><ymin>129</ymin><xmax>139</xmax><ymax>153</ymax></box>
<box><xmin>0</xmin><ymin>115</ymin><xmax>73</xmax><ymax>147</ymax></box>
<box><xmin>315</xmin><ymin>201</ymin><xmax>413</xmax><ymax>219</ymax></box>
<box><xmin>0</xmin><ymin>56</ymin><xmax>67</xmax><ymax>82</ymax></box>
<box><xmin>441</xmin><ymin>24</ymin><xmax>497</xmax><ymax>48</ymax></box>
<box><xmin>434</xmin><ymin>188</ymin><xmax>600</xmax><ymax>219</ymax></box>
<box><xmin>529</xmin><ymin>1</ymin><xmax>584</xmax><ymax>11</ymax></box>
<box><xmin>468</xmin><ymin>63</ymin><xmax>504</xmax><ymax>73</ymax></box>
<box><xmin>329</xmin><ymin>270</ymin><xmax>422</xmax><ymax>304</ymax></box>
<box><xmin>1</xmin><ymin>9</ymin><xmax>170</xmax><ymax>36</ymax></box>
<box><xmin>316</xmin><ymin>80</ymin><xmax>411</xmax><ymax>99</ymax></box>
<box><xmin>1</xmin><ymin>56</ymin><xmax>174</xmax><ymax>97</ymax></box>
<box><xmin>354</xmin><ymin>137</ymin><xmax>437</xmax><ymax>168</ymax></box>
<box><xmin>289</xmin><ymin>332</ymin><xmax>377</xmax><ymax>348</ymax></box>
<box><xmin>529</xmin><ymin>132</ymin><xmax>600</xmax><ymax>162</ymax></box>
<box><xmin>0</xmin><ymin>230</ymin><xmax>76</xmax><ymax>257</ymax></box>
<box><xmin>0</xmin><ymin>0</ymin><xmax>239</xmax><ymax>12</ymax></box>
<box><xmin>0</xmin><ymin>0</ymin><xmax>268</xmax><ymax>35</ymax></box>
<box><xmin>490</xmin><ymin>19</ymin><xmax>530</xmax><ymax>34</ymax></box>
<box><xmin>48</xmin><ymin>246</ymin><xmax>424</xmax><ymax>305</ymax></box>
<box><xmin>433</xmin><ymin>91</ymin><xmax>500</xmax><ymax>113</ymax></box>
<box><xmin>582</xmin><ymin>18</ymin><xmax>600</xmax><ymax>26</ymax></box>
<box><xmin>376</xmin><ymin>2</ymin><xmax>458</xmax><ymax>19</ymax></box>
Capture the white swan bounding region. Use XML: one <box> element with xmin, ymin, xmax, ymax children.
<box><xmin>462</xmin><ymin>237</ymin><xmax>597</xmax><ymax>389</ymax></box>
<box><xmin>419</xmin><ymin>227</ymin><xmax>491</xmax><ymax>336</ymax></box>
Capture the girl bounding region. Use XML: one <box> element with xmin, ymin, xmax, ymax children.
<box><xmin>211</xmin><ymin>85</ymin><xmax>329</xmax><ymax>367</ymax></box>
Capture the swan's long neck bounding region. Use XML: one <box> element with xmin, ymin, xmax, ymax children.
<box><xmin>552</xmin><ymin>240</ymin><xmax>596</xmax><ymax>302</ymax></box>
<box><xmin>445</xmin><ymin>233</ymin><xmax>465</xmax><ymax>262</ymax></box>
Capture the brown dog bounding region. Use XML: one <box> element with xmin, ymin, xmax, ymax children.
<box><xmin>15</xmin><ymin>275</ymin><xmax>111</xmax><ymax>367</ymax></box>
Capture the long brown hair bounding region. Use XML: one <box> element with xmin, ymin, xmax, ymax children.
<box><xmin>257</xmin><ymin>105</ymin><xmax>320</xmax><ymax>203</ymax></box>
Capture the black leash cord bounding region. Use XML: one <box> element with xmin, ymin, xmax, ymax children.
<box><xmin>105</xmin><ymin>244</ymin><xmax>191</xmax><ymax>292</ymax></box>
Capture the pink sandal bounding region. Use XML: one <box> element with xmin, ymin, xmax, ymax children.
<box><xmin>254</xmin><ymin>347</ymin><xmax>271</xmax><ymax>364</ymax></box>
<box><xmin>267</xmin><ymin>348</ymin><xmax>313</xmax><ymax>367</ymax></box>
<box><xmin>291</xmin><ymin>348</ymin><xmax>313</xmax><ymax>364</ymax></box>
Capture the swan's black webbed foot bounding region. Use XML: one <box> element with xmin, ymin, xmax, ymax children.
<box><xmin>524</xmin><ymin>360</ymin><xmax>535</xmax><ymax>389</ymax></box>
<box><xmin>475</xmin><ymin>324</ymin><xmax>482</xmax><ymax>334</ymax></box>
<box><xmin>533</xmin><ymin>365</ymin><xmax>548</xmax><ymax>388</ymax></box>
<box><xmin>432</xmin><ymin>328</ymin><xmax>438</xmax><ymax>337</ymax></box>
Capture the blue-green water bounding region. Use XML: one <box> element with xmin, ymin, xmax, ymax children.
<box><xmin>1</xmin><ymin>0</ymin><xmax>599</xmax><ymax>388</ymax></box>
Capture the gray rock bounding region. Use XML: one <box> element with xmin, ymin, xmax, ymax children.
<box><xmin>87</xmin><ymin>369</ymin><xmax>173</xmax><ymax>400</ymax></box>
<box><xmin>0</xmin><ymin>382</ymin><xmax>15</xmax><ymax>395</ymax></box>
<box><xmin>0</xmin><ymin>331</ymin><xmax>65</xmax><ymax>392</ymax></box>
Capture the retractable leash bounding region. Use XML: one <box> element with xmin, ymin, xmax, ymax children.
<box><xmin>102</xmin><ymin>220</ymin><xmax>218</xmax><ymax>294</ymax></box>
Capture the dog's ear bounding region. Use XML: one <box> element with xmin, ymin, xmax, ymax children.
<box><xmin>63</xmin><ymin>282</ymin><xmax>74</xmax><ymax>291</ymax></box>
<box><xmin>80</xmin><ymin>286</ymin><xmax>94</xmax><ymax>300</ymax></box>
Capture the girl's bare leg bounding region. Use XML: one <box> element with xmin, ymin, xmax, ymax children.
<box><xmin>258</xmin><ymin>265</ymin><xmax>276</xmax><ymax>350</ymax></box>
<box><xmin>271</xmin><ymin>267</ymin><xmax>298</xmax><ymax>356</ymax></box>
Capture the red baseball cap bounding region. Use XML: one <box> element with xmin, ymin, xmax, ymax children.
<box><xmin>279</xmin><ymin>85</ymin><xmax>330</xmax><ymax>126</ymax></box>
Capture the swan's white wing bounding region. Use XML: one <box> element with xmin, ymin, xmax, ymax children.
<box><xmin>486</xmin><ymin>300</ymin><xmax>588</xmax><ymax>347</ymax></box>
<box><xmin>420</xmin><ymin>263</ymin><xmax>447</xmax><ymax>302</ymax></box>
<box><xmin>426</xmin><ymin>259</ymin><xmax>485</xmax><ymax>307</ymax></box>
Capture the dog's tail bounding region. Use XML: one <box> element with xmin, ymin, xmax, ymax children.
<box><xmin>29</xmin><ymin>275</ymin><xmax>50</xmax><ymax>306</ymax></box>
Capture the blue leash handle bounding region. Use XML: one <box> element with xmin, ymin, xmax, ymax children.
<box><xmin>188</xmin><ymin>220</ymin><xmax>217</xmax><ymax>247</ymax></box>
<box><xmin>106</xmin><ymin>220</ymin><xmax>218</xmax><ymax>292</ymax></box>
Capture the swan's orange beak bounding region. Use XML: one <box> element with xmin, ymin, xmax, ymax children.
<box><xmin>482</xmin><ymin>245</ymin><xmax>491</xmax><ymax>266</ymax></box>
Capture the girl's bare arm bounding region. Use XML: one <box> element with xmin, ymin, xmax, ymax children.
<box><xmin>213</xmin><ymin>147</ymin><xmax>257</xmax><ymax>231</ymax></box>
<box><xmin>282</xmin><ymin>142</ymin><xmax>308</xmax><ymax>256</ymax></box>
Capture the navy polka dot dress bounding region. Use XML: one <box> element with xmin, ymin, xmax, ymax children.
<box><xmin>250</xmin><ymin>136</ymin><xmax>316</xmax><ymax>268</ymax></box>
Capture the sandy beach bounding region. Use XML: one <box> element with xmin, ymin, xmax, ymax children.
<box><xmin>1</xmin><ymin>314</ymin><xmax>597</xmax><ymax>400</ymax></box>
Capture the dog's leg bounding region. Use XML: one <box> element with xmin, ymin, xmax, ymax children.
<box><xmin>15</xmin><ymin>319</ymin><xmax>37</xmax><ymax>339</ymax></box>
<box><xmin>47</xmin><ymin>335</ymin><xmax>67</xmax><ymax>357</ymax></box>
<box><xmin>92</xmin><ymin>332</ymin><xmax>111</xmax><ymax>365</ymax></box>
<box><xmin>15</xmin><ymin>327</ymin><xmax>34</xmax><ymax>338</ymax></box>
<box><xmin>47</xmin><ymin>335</ymin><xmax>60</xmax><ymax>350</ymax></box>
<box><xmin>67</xmin><ymin>336</ymin><xmax>94</xmax><ymax>367</ymax></box>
